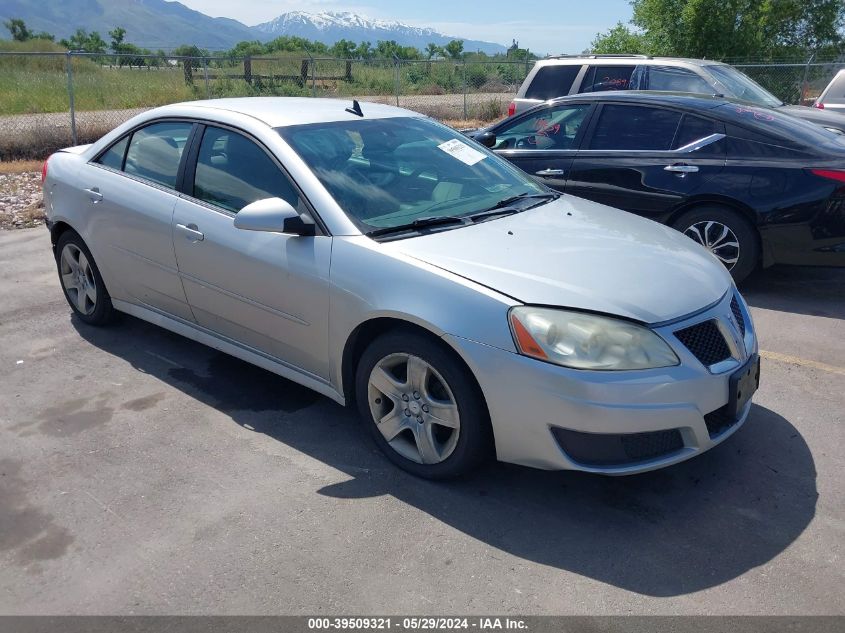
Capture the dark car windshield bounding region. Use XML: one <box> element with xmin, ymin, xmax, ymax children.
<box><xmin>705</xmin><ymin>64</ymin><xmax>783</xmax><ymax>108</ymax></box>
<box><xmin>278</xmin><ymin>117</ymin><xmax>544</xmax><ymax>232</ymax></box>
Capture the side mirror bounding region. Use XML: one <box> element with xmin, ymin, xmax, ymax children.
<box><xmin>475</xmin><ymin>130</ymin><xmax>497</xmax><ymax>148</ymax></box>
<box><xmin>234</xmin><ymin>197</ymin><xmax>316</xmax><ymax>236</ymax></box>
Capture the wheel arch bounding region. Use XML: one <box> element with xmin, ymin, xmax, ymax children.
<box><xmin>666</xmin><ymin>196</ymin><xmax>767</xmax><ymax>267</ymax></box>
<box><xmin>340</xmin><ymin>316</ymin><xmax>489</xmax><ymax>416</ymax></box>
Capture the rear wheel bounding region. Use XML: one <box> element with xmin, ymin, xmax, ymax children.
<box><xmin>355</xmin><ymin>331</ymin><xmax>491</xmax><ymax>479</ymax></box>
<box><xmin>55</xmin><ymin>230</ymin><xmax>115</xmax><ymax>325</ymax></box>
<box><xmin>671</xmin><ymin>206</ymin><xmax>759</xmax><ymax>284</ymax></box>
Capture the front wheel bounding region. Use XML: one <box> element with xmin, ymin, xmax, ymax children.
<box><xmin>671</xmin><ymin>206</ymin><xmax>759</xmax><ymax>284</ymax></box>
<box><xmin>355</xmin><ymin>331</ymin><xmax>492</xmax><ymax>479</ymax></box>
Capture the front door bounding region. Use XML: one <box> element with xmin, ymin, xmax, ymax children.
<box><xmin>171</xmin><ymin>124</ymin><xmax>332</xmax><ymax>380</ymax></box>
<box><xmin>492</xmin><ymin>102</ymin><xmax>594</xmax><ymax>193</ymax></box>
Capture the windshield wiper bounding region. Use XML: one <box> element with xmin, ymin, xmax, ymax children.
<box><xmin>484</xmin><ymin>191</ymin><xmax>560</xmax><ymax>213</ymax></box>
<box><xmin>365</xmin><ymin>215</ymin><xmax>470</xmax><ymax>237</ymax></box>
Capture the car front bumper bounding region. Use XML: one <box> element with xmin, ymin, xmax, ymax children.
<box><xmin>446</xmin><ymin>291</ymin><xmax>758</xmax><ymax>474</ymax></box>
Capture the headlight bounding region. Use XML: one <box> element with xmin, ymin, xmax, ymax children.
<box><xmin>509</xmin><ymin>307</ymin><xmax>679</xmax><ymax>370</ymax></box>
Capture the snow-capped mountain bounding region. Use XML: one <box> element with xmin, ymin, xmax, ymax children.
<box><xmin>253</xmin><ymin>11</ymin><xmax>506</xmax><ymax>55</ymax></box>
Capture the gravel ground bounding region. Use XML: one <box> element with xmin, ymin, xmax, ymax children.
<box><xmin>0</xmin><ymin>171</ymin><xmax>44</xmax><ymax>230</ymax></box>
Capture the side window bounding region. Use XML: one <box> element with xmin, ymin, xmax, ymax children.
<box><xmin>494</xmin><ymin>104</ymin><xmax>592</xmax><ymax>150</ymax></box>
<box><xmin>588</xmin><ymin>105</ymin><xmax>682</xmax><ymax>151</ymax></box>
<box><xmin>579</xmin><ymin>66</ymin><xmax>634</xmax><ymax>93</ymax></box>
<box><xmin>525</xmin><ymin>65</ymin><xmax>583</xmax><ymax>100</ymax></box>
<box><xmin>124</xmin><ymin>121</ymin><xmax>193</xmax><ymax>188</ymax></box>
<box><xmin>672</xmin><ymin>114</ymin><xmax>719</xmax><ymax>149</ymax></box>
<box><xmin>193</xmin><ymin>126</ymin><xmax>302</xmax><ymax>213</ymax></box>
<box><xmin>95</xmin><ymin>136</ymin><xmax>129</xmax><ymax>170</ymax></box>
<box><xmin>647</xmin><ymin>66</ymin><xmax>714</xmax><ymax>94</ymax></box>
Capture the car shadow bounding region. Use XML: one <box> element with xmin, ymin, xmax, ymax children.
<box><xmin>73</xmin><ymin>315</ymin><xmax>818</xmax><ymax>598</ymax></box>
<box><xmin>742</xmin><ymin>265</ymin><xmax>845</xmax><ymax>320</ymax></box>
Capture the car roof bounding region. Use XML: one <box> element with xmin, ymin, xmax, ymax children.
<box><xmin>547</xmin><ymin>91</ymin><xmax>730</xmax><ymax>109</ymax></box>
<box><xmin>149</xmin><ymin>97</ymin><xmax>422</xmax><ymax>128</ymax></box>
<box><xmin>537</xmin><ymin>56</ymin><xmax>722</xmax><ymax>67</ymax></box>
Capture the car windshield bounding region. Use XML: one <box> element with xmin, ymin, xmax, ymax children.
<box><xmin>705</xmin><ymin>64</ymin><xmax>783</xmax><ymax>108</ymax></box>
<box><xmin>278</xmin><ymin>117</ymin><xmax>544</xmax><ymax>233</ymax></box>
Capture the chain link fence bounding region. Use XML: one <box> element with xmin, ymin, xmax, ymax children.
<box><xmin>1</xmin><ymin>50</ymin><xmax>844</xmax><ymax>160</ymax></box>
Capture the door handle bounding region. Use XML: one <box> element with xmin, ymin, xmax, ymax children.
<box><xmin>84</xmin><ymin>187</ymin><xmax>103</xmax><ymax>203</ymax></box>
<box><xmin>664</xmin><ymin>164</ymin><xmax>699</xmax><ymax>174</ymax></box>
<box><xmin>535</xmin><ymin>168</ymin><xmax>565</xmax><ymax>177</ymax></box>
<box><xmin>176</xmin><ymin>223</ymin><xmax>204</xmax><ymax>241</ymax></box>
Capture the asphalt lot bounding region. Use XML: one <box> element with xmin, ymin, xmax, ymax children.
<box><xmin>0</xmin><ymin>227</ymin><xmax>843</xmax><ymax>615</ymax></box>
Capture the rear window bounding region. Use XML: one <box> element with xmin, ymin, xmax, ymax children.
<box><xmin>588</xmin><ymin>104</ymin><xmax>682</xmax><ymax>151</ymax></box>
<box><xmin>673</xmin><ymin>114</ymin><xmax>719</xmax><ymax>149</ymax></box>
<box><xmin>647</xmin><ymin>66</ymin><xmax>713</xmax><ymax>93</ymax></box>
<box><xmin>718</xmin><ymin>103</ymin><xmax>844</xmax><ymax>148</ymax></box>
<box><xmin>579</xmin><ymin>66</ymin><xmax>635</xmax><ymax>93</ymax></box>
<box><xmin>525</xmin><ymin>65</ymin><xmax>583</xmax><ymax>100</ymax></box>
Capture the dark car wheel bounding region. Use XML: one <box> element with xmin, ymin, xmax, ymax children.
<box><xmin>55</xmin><ymin>230</ymin><xmax>115</xmax><ymax>325</ymax></box>
<box><xmin>355</xmin><ymin>331</ymin><xmax>492</xmax><ymax>479</ymax></box>
<box><xmin>672</xmin><ymin>206</ymin><xmax>759</xmax><ymax>284</ymax></box>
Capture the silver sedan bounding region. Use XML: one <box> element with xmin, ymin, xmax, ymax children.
<box><xmin>42</xmin><ymin>97</ymin><xmax>759</xmax><ymax>478</ymax></box>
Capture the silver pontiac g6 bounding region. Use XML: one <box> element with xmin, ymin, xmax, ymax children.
<box><xmin>42</xmin><ymin>97</ymin><xmax>759</xmax><ymax>478</ymax></box>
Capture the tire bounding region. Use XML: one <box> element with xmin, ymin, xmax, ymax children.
<box><xmin>55</xmin><ymin>230</ymin><xmax>115</xmax><ymax>326</ymax></box>
<box><xmin>355</xmin><ymin>331</ymin><xmax>492</xmax><ymax>479</ymax></box>
<box><xmin>671</xmin><ymin>206</ymin><xmax>759</xmax><ymax>284</ymax></box>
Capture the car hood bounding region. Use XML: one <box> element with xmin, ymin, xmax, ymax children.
<box><xmin>391</xmin><ymin>196</ymin><xmax>732</xmax><ymax>324</ymax></box>
<box><xmin>778</xmin><ymin>104</ymin><xmax>845</xmax><ymax>131</ymax></box>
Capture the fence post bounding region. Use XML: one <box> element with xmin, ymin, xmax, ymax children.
<box><xmin>244</xmin><ymin>56</ymin><xmax>252</xmax><ymax>85</ymax></box>
<box><xmin>462</xmin><ymin>59</ymin><xmax>468</xmax><ymax>119</ymax></box>
<box><xmin>311</xmin><ymin>56</ymin><xmax>317</xmax><ymax>98</ymax></box>
<box><xmin>800</xmin><ymin>52</ymin><xmax>815</xmax><ymax>105</ymax></box>
<box><xmin>65</xmin><ymin>51</ymin><xmax>78</xmax><ymax>146</ymax></box>
<box><xmin>393</xmin><ymin>55</ymin><xmax>400</xmax><ymax>106</ymax></box>
<box><xmin>202</xmin><ymin>57</ymin><xmax>210</xmax><ymax>98</ymax></box>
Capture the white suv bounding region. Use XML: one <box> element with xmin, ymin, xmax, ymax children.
<box><xmin>815</xmin><ymin>69</ymin><xmax>845</xmax><ymax>114</ymax></box>
<box><xmin>509</xmin><ymin>55</ymin><xmax>845</xmax><ymax>134</ymax></box>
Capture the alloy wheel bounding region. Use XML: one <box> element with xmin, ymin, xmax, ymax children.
<box><xmin>367</xmin><ymin>353</ymin><xmax>461</xmax><ymax>465</ymax></box>
<box><xmin>683</xmin><ymin>220</ymin><xmax>740</xmax><ymax>270</ymax></box>
<box><xmin>59</xmin><ymin>243</ymin><xmax>97</xmax><ymax>315</ymax></box>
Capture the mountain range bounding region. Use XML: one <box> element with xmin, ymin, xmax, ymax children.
<box><xmin>0</xmin><ymin>0</ymin><xmax>507</xmax><ymax>54</ymax></box>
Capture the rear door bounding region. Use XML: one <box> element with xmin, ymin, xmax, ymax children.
<box><xmin>171</xmin><ymin>123</ymin><xmax>332</xmax><ymax>379</ymax></box>
<box><xmin>566</xmin><ymin>103</ymin><xmax>726</xmax><ymax>221</ymax></box>
<box><xmin>83</xmin><ymin>120</ymin><xmax>196</xmax><ymax>320</ymax></box>
<box><xmin>491</xmin><ymin>102</ymin><xmax>595</xmax><ymax>191</ymax></box>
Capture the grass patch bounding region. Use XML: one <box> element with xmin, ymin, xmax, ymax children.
<box><xmin>0</xmin><ymin>160</ymin><xmax>44</xmax><ymax>174</ymax></box>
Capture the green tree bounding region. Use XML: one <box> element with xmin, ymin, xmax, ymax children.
<box><xmin>354</xmin><ymin>41</ymin><xmax>373</xmax><ymax>59</ymax></box>
<box><xmin>444</xmin><ymin>39</ymin><xmax>464</xmax><ymax>59</ymax></box>
<box><xmin>330</xmin><ymin>39</ymin><xmax>356</xmax><ymax>59</ymax></box>
<box><xmin>602</xmin><ymin>0</ymin><xmax>845</xmax><ymax>59</ymax></box>
<box><xmin>425</xmin><ymin>42</ymin><xmax>442</xmax><ymax>59</ymax></box>
<box><xmin>4</xmin><ymin>18</ymin><xmax>32</xmax><ymax>41</ymax></box>
<box><xmin>590</xmin><ymin>22</ymin><xmax>647</xmax><ymax>54</ymax></box>
<box><xmin>59</xmin><ymin>29</ymin><xmax>107</xmax><ymax>54</ymax></box>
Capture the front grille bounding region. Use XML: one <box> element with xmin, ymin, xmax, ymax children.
<box><xmin>674</xmin><ymin>319</ymin><xmax>731</xmax><ymax>367</ymax></box>
<box><xmin>730</xmin><ymin>296</ymin><xmax>746</xmax><ymax>338</ymax></box>
<box><xmin>552</xmin><ymin>427</ymin><xmax>684</xmax><ymax>467</ymax></box>
<box><xmin>704</xmin><ymin>404</ymin><xmax>738</xmax><ymax>438</ymax></box>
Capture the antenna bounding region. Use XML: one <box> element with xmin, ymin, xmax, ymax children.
<box><xmin>346</xmin><ymin>99</ymin><xmax>364</xmax><ymax>117</ymax></box>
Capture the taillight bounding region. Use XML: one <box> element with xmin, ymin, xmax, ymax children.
<box><xmin>814</xmin><ymin>102</ymin><xmax>825</xmax><ymax>109</ymax></box>
<box><xmin>41</xmin><ymin>157</ymin><xmax>49</xmax><ymax>184</ymax></box>
<box><xmin>507</xmin><ymin>101</ymin><xmax>516</xmax><ymax>117</ymax></box>
<box><xmin>810</xmin><ymin>169</ymin><xmax>845</xmax><ymax>183</ymax></box>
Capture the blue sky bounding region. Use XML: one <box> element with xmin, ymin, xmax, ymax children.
<box><xmin>178</xmin><ymin>0</ymin><xmax>634</xmax><ymax>54</ymax></box>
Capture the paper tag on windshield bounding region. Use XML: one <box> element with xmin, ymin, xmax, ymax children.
<box><xmin>437</xmin><ymin>139</ymin><xmax>486</xmax><ymax>166</ymax></box>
